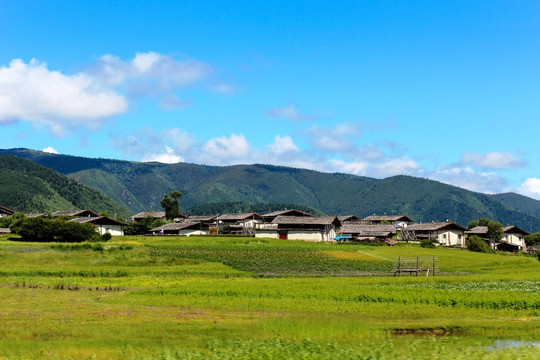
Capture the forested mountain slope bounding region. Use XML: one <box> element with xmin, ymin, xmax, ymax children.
<box><xmin>1</xmin><ymin>148</ymin><xmax>539</xmax><ymax>232</ymax></box>
<box><xmin>0</xmin><ymin>155</ymin><xmax>131</xmax><ymax>217</ymax></box>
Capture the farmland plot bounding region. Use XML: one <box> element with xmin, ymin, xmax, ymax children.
<box><xmin>0</xmin><ymin>235</ymin><xmax>538</xmax><ymax>359</ymax></box>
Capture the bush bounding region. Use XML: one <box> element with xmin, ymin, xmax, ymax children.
<box><xmin>420</xmin><ymin>239</ymin><xmax>436</xmax><ymax>248</ymax></box>
<box><xmin>10</xmin><ymin>217</ymin><xmax>98</xmax><ymax>242</ymax></box>
<box><xmin>101</xmin><ymin>233</ymin><xmax>112</xmax><ymax>241</ymax></box>
<box><xmin>466</xmin><ymin>235</ymin><xmax>495</xmax><ymax>254</ymax></box>
<box><xmin>124</xmin><ymin>216</ymin><xmax>166</xmax><ymax>235</ymax></box>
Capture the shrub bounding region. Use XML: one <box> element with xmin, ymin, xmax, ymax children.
<box><xmin>466</xmin><ymin>235</ymin><xmax>495</xmax><ymax>254</ymax></box>
<box><xmin>10</xmin><ymin>217</ymin><xmax>98</xmax><ymax>242</ymax></box>
<box><xmin>420</xmin><ymin>239</ymin><xmax>436</xmax><ymax>248</ymax></box>
<box><xmin>101</xmin><ymin>232</ymin><xmax>113</xmax><ymax>241</ymax></box>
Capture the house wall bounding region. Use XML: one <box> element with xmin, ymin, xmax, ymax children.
<box><xmin>96</xmin><ymin>224</ymin><xmax>124</xmax><ymax>236</ymax></box>
<box><xmin>437</xmin><ymin>229</ymin><xmax>465</xmax><ymax>247</ymax></box>
<box><xmin>501</xmin><ymin>233</ymin><xmax>525</xmax><ymax>249</ymax></box>
<box><xmin>288</xmin><ymin>230</ymin><xmax>324</xmax><ymax>242</ymax></box>
<box><xmin>179</xmin><ymin>229</ymin><xmax>209</xmax><ymax>236</ymax></box>
<box><xmin>254</xmin><ymin>230</ymin><xmax>280</xmax><ymax>239</ymax></box>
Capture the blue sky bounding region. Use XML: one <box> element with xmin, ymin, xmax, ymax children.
<box><xmin>1</xmin><ymin>1</ymin><xmax>539</xmax><ymax>198</ymax></box>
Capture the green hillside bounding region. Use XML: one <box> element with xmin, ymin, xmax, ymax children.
<box><xmin>491</xmin><ymin>192</ymin><xmax>540</xmax><ymax>219</ymax></box>
<box><xmin>2</xmin><ymin>148</ymin><xmax>540</xmax><ymax>232</ymax></box>
<box><xmin>0</xmin><ymin>155</ymin><xmax>131</xmax><ymax>218</ymax></box>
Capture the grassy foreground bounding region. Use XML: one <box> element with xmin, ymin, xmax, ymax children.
<box><xmin>0</xmin><ymin>234</ymin><xmax>539</xmax><ymax>359</ymax></box>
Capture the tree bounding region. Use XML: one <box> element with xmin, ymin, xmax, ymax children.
<box><xmin>466</xmin><ymin>235</ymin><xmax>495</xmax><ymax>254</ymax></box>
<box><xmin>525</xmin><ymin>232</ymin><xmax>540</xmax><ymax>246</ymax></box>
<box><xmin>160</xmin><ymin>190</ymin><xmax>182</xmax><ymax>220</ymax></box>
<box><xmin>468</xmin><ymin>217</ymin><xmax>503</xmax><ymax>242</ymax></box>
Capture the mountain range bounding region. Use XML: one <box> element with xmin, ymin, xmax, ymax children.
<box><xmin>1</xmin><ymin>148</ymin><xmax>539</xmax><ymax>232</ymax></box>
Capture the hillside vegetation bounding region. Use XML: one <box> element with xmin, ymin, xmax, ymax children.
<box><xmin>0</xmin><ymin>155</ymin><xmax>131</xmax><ymax>218</ymax></box>
<box><xmin>2</xmin><ymin>148</ymin><xmax>540</xmax><ymax>232</ymax></box>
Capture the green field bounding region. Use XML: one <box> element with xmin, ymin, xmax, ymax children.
<box><xmin>0</xmin><ymin>234</ymin><xmax>539</xmax><ymax>359</ymax></box>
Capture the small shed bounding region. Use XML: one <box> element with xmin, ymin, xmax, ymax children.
<box><xmin>364</xmin><ymin>215</ymin><xmax>414</xmax><ymax>229</ymax></box>
<box><xmin>132</xmin><ymin>211</ymin><xmax>187</xmax><ymax>222</ymax></box>
<box><xmin>261</xmin><ymin>209</ymin><xmax>312</xmax><ymax>222</ymax></box>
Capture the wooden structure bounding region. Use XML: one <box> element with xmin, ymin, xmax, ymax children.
<box><xmin>256</xmin><ymin>216</ymin><xmax>341</xmax><ymax>242</ymax></box>
<box><xmin>393</xmin><ymin>256</ymin><xmax>438</xmax><ymax>276</ymax></box>
<box><xmin>0</xmin><ymin>206</ymin><xmax>15</xmax><ymax>217</ymax></box>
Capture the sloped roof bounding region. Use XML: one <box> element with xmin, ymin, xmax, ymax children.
<box><xmin>338</xmin><ymin>215</ymin><xmax>361</xmax><ymax>222</ymax></box>
<box><xmin>465</xmin><ymin>226</ymin><xmax>488</xmax><ymax>235</ymax></box>
<box><xmin>151</xmin><ymin>220</ymin><xmax>203</xmax><ymax>231</ymax></box>
<box><xmin>272</xmin><ymin>215</ymin><xmax>340</xmax><ymax>226</ymax></box>
<box><xmin>503</xmin><ymin>225</ymin><xmax>529</xmax><ymax>235</ymax></box>
<box><xmin>70</xmin><ymin>216</ymin><xmax>126</xmax><ymax>226</ymax></box>
<box><xmin>364</xmin><ymin>215</ymin><xmax>414</xmax><ymax>222</ymax></box>
<box><xmin>407</xmin><ymin>222</ymin><xmax>466</xmax><ymax>231</ymax></box>
<box><xmin>219</xmin><ymin>213</ymin><xmax>262</xmax><ymax>221</ymax></box>
<box><xmin>188</xmin><ymin>215</ymin><xmax>217</xmax><ymax>221</ymax></box>
<box><xmin>0</xmin><ymin>206</ymin><xmax>15</xmax><ymax>215</ymax></box>
<box><xmin>341</xmin><ymin>224</ymin><xmax>397</xmax><ymax>236</ymax></box>
<box><xmin>262</xmin><ymin>209</ymin><xmax>312</xmax><ymax>218</ymax></box>
<box><xmin>52</xmin><ymin>210</ymin><xmax>99</xmax><ymax>217</ymax></box>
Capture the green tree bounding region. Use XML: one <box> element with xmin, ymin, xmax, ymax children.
<box><xmin>525</xmin><ymin>232</ymin><xmax>540</xmax><ymax>246</ymax></box>
<box><xmin>466</xmin><ymin>235</ymin><xmax>495</xmax><ymax>254</ymax></box>
<box><xmin>160</xmin><ymin>190</ymin><xmax>182</xmax><ymax>220</ymax></box>
<box><xmin>469</xmin><ymin>217</ymin><xmax>503</xmax><ymax>242</ymax></box>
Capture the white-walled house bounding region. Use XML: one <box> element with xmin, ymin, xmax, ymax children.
<box><xmin>70</xmin><ymin>216</ymin><xmax>126</xmax><ymax>236</ymax></box>
<box><xmin>466</xmin><ymin>225</ymin><xmax>529</xmax><ymax>251</ymax></box>
<box><xmin>403</xmin><ymin>222</ymin><xmax>466</xmax><ymax>247</ymax></box>
<box><xmin>150</xmin><ymin>221</ymin><xmax>209</xmax><ymax>236</ymax></box>
<box><xmin>256</xmin><ymin>216</ymin><xmax>341</xmax><ymax>242</ymax></box>
<box><xmin>501</xmin><ymin>226</ymin><xmax>529</xmax><ymax>251</ymax></box>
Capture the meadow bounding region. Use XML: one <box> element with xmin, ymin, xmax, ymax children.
<box><xmin>0</xmin><ymin>234</ymin><xmax>539</xmax><ymax>359</ymax></box>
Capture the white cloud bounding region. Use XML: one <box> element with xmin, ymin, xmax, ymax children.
<box><xmin>90</xmin><ymin>52</ymin><xmax>212</xmax><ymax>96</ymax></box>
<box><xmin>266</xmin><ymin>104</ymin><xmax>316</xmax><ymax>122</ymax></box>
<box><xmin>269</xmin><ymin>135</ymin><xmax>299</xmax><ymax>154</ymax></box>
<box><xmin>519</xmin><ymin>178</ymin><xmax>540</xmax><ymax>200</ymax></box>
<box><xmin>158</xmin><ymin>95</ymin><xmax>191</xmax><ymax>110</ymax></box>
<box><xmin>371</xmin><ymin>157</ymin><xmax>421</xmax><ymax>178</ymax></box>
<box><xmin>327</xmin><ymin>159</ymin><xmax>368</xmax><ymax>175</ymax></box>
<box><xmin>430</xmin><ymin>166</ymin><xmax>509</xmax><ymax>194</ymax></box>
<box><xmin>305</xmin><ymin>122</ymin><xmax>361</xmax><ymax>153</ymax></box>
<box><xmin>142</xmin><ymin>146</ymin><xmax>183</xmax><ymax>164</ymax></box>
<box><xmin>42</xmin><ymin>146</ymin><xmax>59</xmax><ymax>154</ymax></box>
<box><xmin>202</xmin><ymin>134</ymin><xmax>251</xmax><ymax>161</ymax></box>
<box><xmin>210</xmin><ymin>83</ymin><xmax>235</xmax><ymax>94</ymax></box>
<box><xmin>0</xmin><ymin>59</ymin><xmax>128</xmax><ymax>136</ymax></box>
<box><xmin>461</xmin><ymin>151</ymin><xmax>526</xmax><ymax>170</ymax></box>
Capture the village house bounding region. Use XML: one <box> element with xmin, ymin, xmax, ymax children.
<box><xmin>340</xmin><ymin>223</ymin><xmax>397</xmax><ymax>241</ymax></box>
<box><xmin>364</xmin><ymin>215</ymin><xmax>414</xmax><ymax>229</ymax></box>
<box><xmin>402</xmin><ymin>222</ymin><xmax>466</xmax><ymax>247</ymax></box>
<box><xmin>0</xmin><ymin>206</ymin><xmax>15</xmax><ymax>217</ymax></box>
<box><xmin>150</xmin><ymin>220</ymin><xmax>210</xmax><ymax>236</ymax></box>
<box><xmin>69</xmin><ymin>216</ymin><xmax>126</xmax><ymax>236</ymax></box>
<box><xmin>465</xmin><ymin>225</ymin><xmax>529</xmax><ymax>251</ymax></box>
<box><xmin>219</xmin><ymin>213</ymin><xmax>263</xmax><ymax>234</ymax></box>
<box><xmin>255</xmin><ymin>215</ymin><xmax>341</xmax><ymax>242</ymax></box>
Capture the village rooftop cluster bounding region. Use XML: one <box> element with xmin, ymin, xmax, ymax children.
<box><xmin>1</xmin><ymin>205</ymin><xmax>529</xmax><ymax>253</ymax></box>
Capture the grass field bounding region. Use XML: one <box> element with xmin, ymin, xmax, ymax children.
<box><xmin>0</xmin><ymin>234</ymin><xmax>539</xmax><ymax>359</ymax></box>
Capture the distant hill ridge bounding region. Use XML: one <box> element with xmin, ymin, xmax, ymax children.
<box><xmin>1</xmin><ymin>148</ymin><xmax>539</xmax><ymax>232</ymax></box>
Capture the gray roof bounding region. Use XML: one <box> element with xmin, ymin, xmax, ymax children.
<box><xmin>272</xmin><ymin>215</ymin><xmax>340</xmax><ymax>226</ymax></box>
<box><xmin>219</xmin><ymin>213</ymin><xmax>262</xmax><ymax>221</ymax></box>
<box><xmin>364</xmin><ymin>215</ymin><xmax>414</xmax><ymax>222</ymax></box>
<box><xmin>52</xmin><ymin>210</ymin><xmax>99</xmax><ymax>217</ymax></box>
<box><xmin>262</xmin><ymin>209</ymin><xmax>312</xmax><ymax>218</ymax></box>
<box><xmin>337</xmin><ymin>215</ymin><xmax>361</xmax><ymax>222</ymax></box>
<box><xmin>407</xmin><ymin>222</ymin><xmax>466</xmax><ymax>231</ymax></box>
<box><xmin>69</xmin><ymin>216</ymin><xmax>126</xmax><ymax>226</ymax></box>
<box><xmin>465</xmin><ymin>226</ymin><xmax>488</xmax><ymax>235</ymax></box>
<box><xmin>0</xmin><ymin>228</ymin><xmax>11</xmax><ymax>233</ymax></box>
<box><xmin>188</xmin><ymin>215</ymin><xmax>217</xmax><ymax>221</ymax></box>
<box><xmin>151</xmin><ymin>221</ymin><xmax>202</xmax><ymax>231</ymax></box>
<box><xmin>341</xmin><ymin>224</ymin><xmax>397</xmax><ymax>236</ymax></box>
<box><xmin>503</xmin><ymin>225</ymin><xmax>529</xmax><ymax>235</ymax></box>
